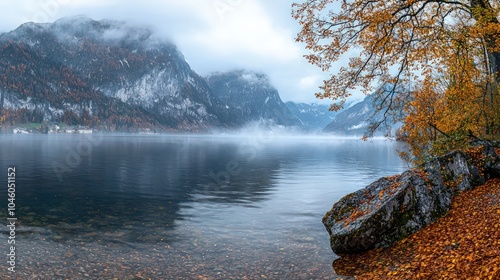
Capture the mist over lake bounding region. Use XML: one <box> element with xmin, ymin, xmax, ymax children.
<box><xmin>0</xmin><ymin>133</ymin><xmax>406</xmax><ymax>279</ymax></box>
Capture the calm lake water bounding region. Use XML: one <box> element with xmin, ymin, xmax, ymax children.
<box><xmin>0</xmin><ymin>133</ymin><xmax>406</xmax><ymax>279</ymax></box>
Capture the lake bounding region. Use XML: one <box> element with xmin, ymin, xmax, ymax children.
<box><xmin>0</xmin><ymin>133</ymin><xmax>407</xmax><ymax>279</ymax></box>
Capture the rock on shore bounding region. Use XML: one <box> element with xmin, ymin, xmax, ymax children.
<box><xmin>323</xmin><ymin>143</ymin><xmax>500</xmax><ymax>254</ymax></box>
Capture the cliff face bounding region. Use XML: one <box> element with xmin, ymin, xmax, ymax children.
<box><xmin>206</xmin><ymin>70</ymin><xmax>301</xmax><ymax>127</ymax></box>
<box><xmin>0</xmin><ymin>17</ymin><xmax>336</xmax><ymax>132</ymax></box>
<box><xmin>0</xmin><ymin>17</ymin><xmax>237</xmax><ymax>131</ymax></box>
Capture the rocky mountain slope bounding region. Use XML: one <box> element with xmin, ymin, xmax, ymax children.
<box><xmin>285</xmin><ymin>102</ymin><xmax>336</xmax><ymax>131</ymax></box>
<box><xmin>323</xmin><ymin>95</ymin><xmax>401</xmax><ymax>136</ymax></box>
<box><xmin>3</xmin><ymin>17</ymin><xmax>412</xmax><ymax>134</ymax></box>
<box><xmin>206</xmin><ymin>70</ymin><xmax>301</xmax><ymax>127</ymax></box>
<box><xmin>0</xmin><ymin>17</ymin><xmax>299</xmax><ymax>132</ymax></box>
<box><xmin>0</xmin><ymin>17</ymin><xmax>230</xmax><ymax>131</ymax></box>
<box><xmin>322</xmin><ymin>95</ymin><xmax>376</xmax><ymax>136</ymax></box>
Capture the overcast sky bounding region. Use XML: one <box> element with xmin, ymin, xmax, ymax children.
<box><xmin>0</xmin><ymin>0</ymin><xmax>363</xmax><ymax>103</ymax></box>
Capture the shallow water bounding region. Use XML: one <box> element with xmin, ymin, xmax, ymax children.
<box><xmin>0</xmin><ymin>134</ymin><xmax>406</xmax><ymax>279</ymax></box>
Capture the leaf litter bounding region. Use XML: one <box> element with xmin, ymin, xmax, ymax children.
<box><xmin>334</xmin><ymin>178</ymin><xmax>500</xmax><ymax>279</ymax></box>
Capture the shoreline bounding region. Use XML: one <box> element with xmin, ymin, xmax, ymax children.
<box><xmin>333</xmin><ymin>178</ymin><xmax>500</xmax><ymax>279</ymax></box>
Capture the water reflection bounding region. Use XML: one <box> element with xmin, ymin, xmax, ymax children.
<box><xmin>0</xmin><ymin>134</ymin><xmax>407</xmax><ymax>278</ymax></box>
<box><xmin>1</xmin><ymin>134</ymin><xmax>301</xmax><ymax>243</ymax></box>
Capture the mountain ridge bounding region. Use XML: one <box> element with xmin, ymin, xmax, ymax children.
<box><xmin>323</xmin><ymin>94</ymin><xmax>402</xmax><ymax>137</ymax></box>
<box><xmin>206</xmin><ymin>70</ymin><xmax>301</xmax><ymax>127</ymax></box>
<box><xmin>0</xmin><ymin>17</ymin><xmax>304</xmax><ymax>132</ymax></box>
<box><xmin>0</xmin><ymin>16</ymin><xmax>385</xmax><ymax>134</ymax></box>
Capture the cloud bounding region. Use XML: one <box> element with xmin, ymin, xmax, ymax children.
<box><xmin>184</xmin><ymin>2</ymin><xmax>300</xmax><ymax>62</ymax></box>
<box><xmin>167</xmin><ymin>1</ymin><xmax>331</xmax><ymax>103</ymax></box>
<box><xmin>299</xmin><ymin>75</ymin><xmax>322</xmax><ymax>90</ymax></box>
<box><xmin>0</xmin><ymin>0</ymin><xmax>360</xmax><ymax>103</ymax></box>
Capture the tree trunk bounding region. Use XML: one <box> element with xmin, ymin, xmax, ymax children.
<box><xmin>470</xmin><ymin>0</ymin><xmax>500</xmax><ymax>133</ymax></box>
<box><xmin>470</xmin><ymin>1</ymin><xmax>499</xmax><ymax>75</ymax></box>
<box><xmin>0</xmin><ymin>89</ymin><xmax>4</xmax><ymax>117</ymax></box>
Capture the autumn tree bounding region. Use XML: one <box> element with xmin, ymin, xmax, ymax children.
<box><xmin>404</xmin><ymin>26</ymin><xmax>500</xmax><ymax>160</ymax></box>
<box><xmin>292</xmin><ymin>0</ymin><xmax>500</xmax><ymax>159</ymax></box>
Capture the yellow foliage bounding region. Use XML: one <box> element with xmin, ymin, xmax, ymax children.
<box><xmin>293</xmin><ymin>0</ymin><xmax>500</xmax><ymax>160</ymax></box>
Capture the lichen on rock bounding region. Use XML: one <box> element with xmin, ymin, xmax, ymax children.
<box><xmin>323</xmin><ymin>143</ymin><xmax>499</xmax><ymax>254</ymax></box>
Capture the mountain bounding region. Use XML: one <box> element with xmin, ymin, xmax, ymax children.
<box><xmin>285</xmin><ymin>102</ymin><xmax>336</xmax><ymax>131</ymax></box>
<box><xmin>206</xmin><ymin>70</ymin><xmax>301</xmax><ymax>127</ymax></box>
<box><xmin>0</xmin><ymin>17</ymin><xmax>267</xmax><ymax>132</ymax></box>
<box><xmin>323</xmin><ymin>95</ymin><xmax>401</xmax><ymax>136</ymax></box>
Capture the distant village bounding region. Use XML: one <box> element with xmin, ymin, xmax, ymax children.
<box><xmin>0</xmin><ymin>123</ymin><xmax>162</xmax><ymax>134</ymax></box>
<box><xmin>6</xmin><ymin>123</ymin><xmax>93</xmax><ymax>134</ymax></box>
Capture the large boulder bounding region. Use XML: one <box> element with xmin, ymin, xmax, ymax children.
<box><xmin>323</xmin><ymin>147</ymin><xmax>497</xmax><ymax>254</ymax></box>
<box><xmin>323</xmin><ymin>170</ymin><xmax>451</xmax><ymax>253</ymax></box>
<box><xmin>426</xmin><ymin>151</ymin><xmax>484</xmax><ymax>194</ymax></box>
<box><xmin>482</xmin><ymin>142</ymin><xmax>500</xmax><ymax>178</ymax></box>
